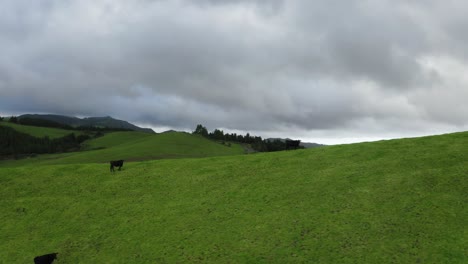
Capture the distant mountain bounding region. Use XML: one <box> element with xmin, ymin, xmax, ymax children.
<box><xmin>19</xmin><ymin>114</ymin><xmax>155</xmax><ymax>133</ymax></box>
<box><xmin>266</xmin><ymin>138</ymin><xmax>325</xmax><ymax>148</ymax></box>
<box><xmin>300</xmin><ymin>142</ymin><xmax>326</xmax><ymax>148</ymax></box>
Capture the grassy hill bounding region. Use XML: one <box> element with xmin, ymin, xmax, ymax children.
<box><xmin>0</xmin><ymin>121</ymin><xmax>82</xmax><ymax>139</ymax></box>
<box><xmin>0</xmin><ymin>130</ymin><xmax>245</xmax><ymax>167</ymax></box>
<box><xmin>0</xmin><ymin>132</ymin><xmax>467</xmax><ymax>263</ymax></box>
<box><xmin>56</xmin><ymin>131</ymin><xmax>245</xmax><ymax>164</ymax></box>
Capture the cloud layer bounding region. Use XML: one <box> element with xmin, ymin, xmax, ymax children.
<box><xmin>2</xmin><ymin>0</ymin><xmax>468</xmax><ymax>143</ymax></box>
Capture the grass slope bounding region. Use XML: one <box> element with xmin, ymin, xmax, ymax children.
<box><xmin>0</xmin><ymin>132</ymin><xmax>467</xmax><ymax>263</ymax></box>
<box><xmin>61</xmin><ymin>131</ymin><xmax>245</xmax><ymax>164</ymax></box>
<box><xmin>0</xmin><ymin>121</ymin><xmax>81</xmax><ymax>139</ymax></box>
<box><xmin>0</xmin><ymin>131</ymin><xmax>245</xmax><ymax>166</ymax></box>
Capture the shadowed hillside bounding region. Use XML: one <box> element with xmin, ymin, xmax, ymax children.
<box><xmin>0</xmin><ymin>131</ymin><xmax>466</xmax><ymax>263</ymax></box>
<box><xmin>18</xmin><ymin>114</ymin><xmax>155</xmax><ymax>133</ymax></box>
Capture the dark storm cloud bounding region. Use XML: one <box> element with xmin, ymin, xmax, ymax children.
<box><xmin>2</xmin><ymin>0</ymin><xmax>468</xmax><ymax>143</ymax></box>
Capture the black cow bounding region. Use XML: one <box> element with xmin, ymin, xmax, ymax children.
<box><xmin>285</xmin><ymin>139</ymin><xmax>301</xmax><ymax>150</ymax></box>
<box><xmin>34</xmin><ymin>253</ymin><xmax>58</xmax><ymax>264</ymax></box>
<box><xmin>110</xmin><ymin>160</ymin><xmax>124</xmax><ymax>172</ymax></box>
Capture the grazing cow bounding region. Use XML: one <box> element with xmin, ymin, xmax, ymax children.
<box><xmin>285</xmin><ymin>139</ymin><xmax>301</xmax><ymax>150</ymax></box>
<box><xmin>34</xmin><ymin>253</ymin><xmax>58</xmax><ymax>264</ymax></box>
<box><xmin>110</xmin><ymin>160</ymin><xmax>124</xmax><ymax>172</ymax></box>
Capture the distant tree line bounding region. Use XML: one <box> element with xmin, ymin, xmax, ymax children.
<box><xmin>192</xmin><ymin>124</ymin><xmax>303</xmax><ymax>152</ymax></box>
<box><xmin>0</xmin><ymin>126</ymin><xmax>91</xmax><ymax>159</ymax></box>
<box><xmin>5</xmin><ymin>116</ymin><xmax>132</xmax><ymax>132</ymax></box>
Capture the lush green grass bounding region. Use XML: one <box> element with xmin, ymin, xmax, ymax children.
<box><xmin>0</xmin><ymin>131</ymin><xmax>245</xmax><ymax>166</ymax></box>
<box><xmin>82</xmin><ymin>131</ymin><xmax>154</xmax><ymax>150</ymax></box>
<box><xmin>0</xmin><ymin>132</ymin><xmax>467</xmax><ymax>263</ymax></box>
<box><xmin>0</xmin><ymin>121</ymin><xmax>81</xmax><ymax>139</ymax></box>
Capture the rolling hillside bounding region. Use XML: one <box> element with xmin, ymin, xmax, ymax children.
<box><xmin>51</xmin><ymin>131</ymin><xmax>245</xmax><ymax>164</ymax></box>
<box><xmin>0</xmin><ymin>131</ymin><xmax>466</xmax><ymax>263</ymax></box>
<box><xmin>0</xmin><ymin>121</ymin><xmax>82</xmax><ymax>139</ymax></box>
<box><xmin>0</xmin><ymin>129</ymin><xmax>245</xmax><ymax>166</ymax></box>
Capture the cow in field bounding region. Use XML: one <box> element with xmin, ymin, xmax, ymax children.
<box><xmin>285</xmin><ymin>139</ymin><xmax>301</xmax><ymax>150</ymax></box>
<box><xmin>34</xmin><ymin>253</ymin><xmax>58</xmax><ymax>264</ymax></box>
<box><xmin>110</xmin><ymin>160</ymin><xmax>124</xmax><ymax>172</ymax></box>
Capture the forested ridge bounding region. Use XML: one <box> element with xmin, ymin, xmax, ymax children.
<box><xmin>0</xmin><ymin>124</ymin><xmax>90</xmax><ymax>158</ymax></box>
<box><xmin>192</xmin><ymin>124</ymin><xmax>303</xmax><ymax>152</ymax></box>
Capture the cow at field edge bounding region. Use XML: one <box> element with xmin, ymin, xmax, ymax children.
<box><xmin>34</xmin><ymin>253</ymin><xmax>58</xmax><ymax>264</ymax></box>
<box><xmin>110</xmin><ymin>160</ymin><xmax>124</xmax><ymax>172</ymax></box>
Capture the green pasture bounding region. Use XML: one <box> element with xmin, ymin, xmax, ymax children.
<box><xmin>0</xmin><ymin>132</ymin><xmax>466</xmax><ymax>263</ymax></box>
<box><xmin>0</xmin><ymin>121</ymin><xmax>82</xmax><ymax>139</ymax></box>
<box><xmin>0</xmin><ymin>131</ymin><xmax>245</xmax><ymax>167</ymax></box>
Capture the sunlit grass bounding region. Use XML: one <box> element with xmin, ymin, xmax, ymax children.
<box><xmin>1</xmin><ymin>132</ymin><xmax>466</xmax><ymax>263</ymax></box>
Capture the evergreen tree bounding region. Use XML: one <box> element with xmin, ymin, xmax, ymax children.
<box><xmin>211</xmin><ymin>129</ymin><xmax>224</xmax><ymax>140</ymax></box>
<box><xmin>193</xmin><ymin>124</ymin><xmax>209</xmax><ymax>137</ymax></box>
<box><xmin>9</xmin><ymin>116</ymin><xmax>18</xmax><ymax>123</ymax></box>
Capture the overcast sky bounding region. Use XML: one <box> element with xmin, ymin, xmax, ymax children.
<box><xmin>2</xmin><ymin>0</ymin><xmax>468</xmax><ymax>144</ymax></box>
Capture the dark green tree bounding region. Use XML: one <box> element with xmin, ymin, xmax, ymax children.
<box><xmin>193</xmin><ymin>124</ymin><xmax>209</xmax><ymax>137</ymax></box>
<box><xmin>210</xmin><ymin>129</ymin><xmax>225</xmax><ymax>140</ymax></box>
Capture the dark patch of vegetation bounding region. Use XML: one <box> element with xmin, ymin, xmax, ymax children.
<box><xmin>18</xmin><ymin>117</ymin><xmax>74</xmax><ymax>130</ymax></box>
<box><xmin>193</xmin><ymin>124</ymin><xmax>303</xmax><ymax>152</ymax></box>
<box><xmin>13</xmin><ymin>116</ymin><xmax>133</xmax><ymax>133</ymax></box>
<box><xmin>0</xmin><ymin>126</ymin><xmax>90</xmax><ymax>159</ymax></box>
<box><xmin>8</xmin><ymin>116</ymin><xmax>18</xmax><ymax>123</ymax></box>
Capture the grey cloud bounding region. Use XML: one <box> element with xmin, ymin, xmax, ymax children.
<box><xmin>187</xmin><ymin>0</ymin><xmax>284</xmax><ymax>14</ymax></box>
<box><xmin>2</xmin><ymin>0</ymin><xmax>468</xmax><ymax>143</ymax></box>
<box><xmin>285</xmin><ymin>0</ymin><xmax>432</xmax><ymax>88</ymax></box>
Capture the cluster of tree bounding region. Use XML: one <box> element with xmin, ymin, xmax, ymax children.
<box><xmin>5</xmin><ymin>116</ymin><xmax>132</xmax><ymax>132</ymax></box>
<box><xmin>0</xmin><ymin>126</ymin><xmax>90</xmax><ymax>158</ymax></box>
<box><xmin>193</xmin><ymin>124</ymin><xmax>303</xmax><ymax>152</ymax></box>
